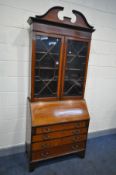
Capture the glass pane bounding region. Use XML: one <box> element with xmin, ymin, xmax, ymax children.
<box><xmin>64</xmin><ymin>39</ymin><xmax>88</xmax><ymax>96</ymax></box>
<box><xmin>34</xmin><ymin>35</ymin><xmax>61</xmax><ymax>98</ymax></box>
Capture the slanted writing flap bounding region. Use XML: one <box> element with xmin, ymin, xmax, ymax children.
<box><xmin>31</xmin><ymin>100</ymin><xmax>89</xmax><ymax>126</ymax></box>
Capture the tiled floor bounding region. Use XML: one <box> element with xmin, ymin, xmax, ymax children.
<box><xmin>0</xmin><ymin>134</ymin><xmax>116</xmax><ymax>175</ymax></box>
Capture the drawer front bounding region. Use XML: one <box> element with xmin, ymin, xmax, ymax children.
<box><xmin>32</xmin><ymin>142</ymin><xmax>85</xmax><ymax>161</ymax></box>
<box><xmin>32</xmin><ymin>128</ymin><xmax>87</xmax><ymax>142</ymax></box>
<box><xmin>33</xmin><ymin>120</ymin><xmax>89</xmax><ymax>134</ymax></box>
<box><xmin>32</xmin><ymin>134</ymin><xmax>87</xmax><ymax>151</ymax></box>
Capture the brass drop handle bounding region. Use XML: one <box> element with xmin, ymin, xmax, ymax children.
<box><xmin>76</xmin><ymin>123</ymin><xmax>80</xmax><ymax>127</ymax></box>
<box><xmin>72</xmin><ymin>144</ymin><xmax>79</xmax><ymax>150</ymax></box>
<box><xmin>43</xmin><ymin>127</ymin><xmax>51</xmax><ymax>132</ymax></box>
<box><xmin>40</xmin><ymin>151</ymin><xmax>49</xmax><ymax>158</ymax></box>
<box><xmin>41</xmin><ymin>143</ymin><xmax>49</xmax><ymax>149</ymax></box>
<box><xmin>72</xmin><ymin>130</ymin><xmax>80</xmax><ymax>135</ymax></box>
<box><xmin>72</xmin><ymin>136</ymin><xmax>78</xmax><ymax>142</ymax></box>
<box><xmin>43</xmin><ymin>134</ymin><xmax>50</xmax><ymax>140</ymax></box>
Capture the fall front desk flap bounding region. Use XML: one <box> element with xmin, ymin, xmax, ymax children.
<box><xmin>31</xmin><ymin>100</ymin><xmax>89</xmax><ymax>126</ymax></box>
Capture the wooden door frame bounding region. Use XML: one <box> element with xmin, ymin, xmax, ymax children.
<box><xmin>31</xmin><ymin>31</ymin><xmax>64</xmax><ymax>102</ymax></box>
<box><xmin>60</xmin><ymin>36</ymin><xmax>91</xmax><ymax>100</ymax></box>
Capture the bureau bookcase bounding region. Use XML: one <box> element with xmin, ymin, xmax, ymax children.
<box><xmin>26</xmin><ymin>6</ymin><xmax>95</xmax><ymax>171</ymax></box>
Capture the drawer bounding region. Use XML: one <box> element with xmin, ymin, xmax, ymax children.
<box><xmin>32</xmin><ymin>128</ymin><xmax>87</xmax><ymax>142</ymax></box>
<box><xmin>32</xmin><ymin>120</ymin><xmax>89</xmax><ymax>135</ymax></box>
<box><xmin>32</xmin><ymin>134</ymin><xmax>87</xmax><ymax>151</ymax></box>
<box><xmin>32</xmin><ymin>142</ymin><xmax>85</xmax><ymax>161</ymax></box>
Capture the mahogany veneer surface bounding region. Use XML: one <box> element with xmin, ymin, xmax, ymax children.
<box><xmin>26</xmin><ymin>6</ymin><xmax>94</xmax><ymax>171</ymax></box>
<box><xmin>32</xmin><ymin>134</ymin><xmax>87</xmax><ymax>151</ymax></box>
<box><xmin>31</xmin><ymin>100</ymin><xmax>89</xmax><ymax>127</ymax></box>
<box><xmin>32</xmin><ymin>142</ymin><xmax>85</xmax><ymax>161</ymax></box>
<box><xmin>32</xmin><ymin>128</ymin><xmax>88</xmax><ymax>142</ymax></box>
<box><xmin>32</xmin><ymin>120</ymin><xmax>88</xmax><ymax>134</ymax></box>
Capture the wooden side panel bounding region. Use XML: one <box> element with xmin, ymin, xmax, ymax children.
<box><xmin>25</xmin><ymin>99</ymin><xmax>32</xmax><ymax>159</ymax></box>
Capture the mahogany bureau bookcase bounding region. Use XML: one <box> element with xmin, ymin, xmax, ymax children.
<box><xmin>26</xmin><ymin>6</ymin><xmax>95</xmax><ymax>171</ymax></box>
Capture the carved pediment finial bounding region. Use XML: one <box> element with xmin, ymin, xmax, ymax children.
<box><xmin>28</xmin><ymin>6</ymin><xmax>95</xmax><ymax>32</ymax></box>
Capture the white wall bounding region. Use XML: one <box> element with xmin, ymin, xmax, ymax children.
<box><xmin>0</xmin><ymin>0</ymin><xmax>116</xmax><ymax>149</ymax></box>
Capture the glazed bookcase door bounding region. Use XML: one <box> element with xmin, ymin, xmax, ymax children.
<box><xmin>62</xmin><ymin>37</ymin><xmax>89</xmax><ymax>98</ymax></box>
<box><xmin>32</xmin><ymin>33</ymin><xmax>63</xmax><ymax>100</ymax></box>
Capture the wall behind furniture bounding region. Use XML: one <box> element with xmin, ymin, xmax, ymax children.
<box><xmin>0</xmin><ymin>0</ymin><xmax>116</xmax><ymax>149</ymax></box>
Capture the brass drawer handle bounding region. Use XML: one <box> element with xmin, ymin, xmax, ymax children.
<box><xmin>71</xmin><ymin>144</ymin><xmax>79</xmax><ymax>150</ymax></box>
<box><xmin>72</xmin><ymin>136</ymin><xmax>83</xmax><ymax>142</ymax></box>
<box><xmin>72</xmin><ymin>136</ymin><xmax>78</xmax><ymax>142</ymax></box>
<box><xmin>72</xmin><ymin>130</ymin><xmax>80</xmax><ymax>135</ymax></box>
<box><xmin>42</xmin><ymin>135</ymin><xmax>50</xmax><ymax>140</ymax></box>
<box><xmin>40</xmin><ymin>151</ymin><xmax>49</xmax><ymax>158</ymax></box>
<box><xmin>76</xmin><ymin>123</ymin><xmax>81</xmax><ymax>127</ymax></box>
<box><xmin>43</xmin><ymin>127</ymin><xmax>51</xmax><ymax>132</ymax></box>
<box><xmin>41</xmin><ymin>143</ymin><xmax>49</xmax><ymax>149</ymax></box>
